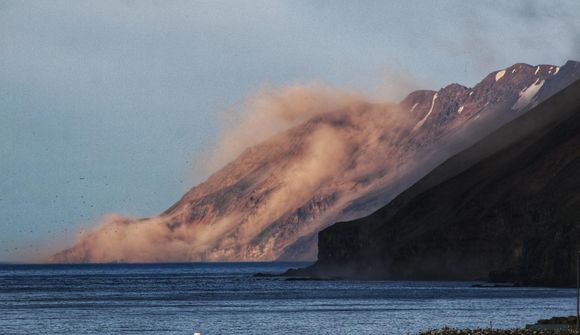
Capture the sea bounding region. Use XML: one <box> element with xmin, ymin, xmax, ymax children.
<box><xmin>0</xmin><ymin>262</ymin><xmax>575</xmax><ymax>335</ymax></box>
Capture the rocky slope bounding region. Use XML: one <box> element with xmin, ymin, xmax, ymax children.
<box><xmin>52</xmin><ymin>61</ymin><xmax>580</xmax><ymax>263</ymax></box>
<box><xmin>298</xmin><ymin>77</ymin><xmax>580</xmax><ymax>286</ymax></box>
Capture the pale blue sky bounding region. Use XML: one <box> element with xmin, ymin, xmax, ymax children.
<box><xmin>1</xmin><ymin>0</ymin><xmax>579</xmax><ymax>261</ymax></box>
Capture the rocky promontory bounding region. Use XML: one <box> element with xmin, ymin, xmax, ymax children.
<box><xmin>293</xmin><ymin>76</ymin><xmax>580</xmax><ymax>287</ymax></box>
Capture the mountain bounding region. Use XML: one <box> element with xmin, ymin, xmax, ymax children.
<box><xmin>51</xmin><ymin>61</ymin><xmax>580</xmax><ymax>263</ymax></box>
<box><xmin>294</xmin><ymin>77</ymin><xmax>580</xmax><ymax>287</ymax></box>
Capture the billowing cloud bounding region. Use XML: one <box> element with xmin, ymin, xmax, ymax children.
<box><xmin>51</xmin><ymin>212</ymin><xmax>243</xmax><ymax>263</ymax></box>
<box><xmin>49</xmin><ymin>80</ymin><xmax>420</xmax><ymax>263</ymax></box>
<box><xmin>205</xmin><ymin>83</ymin><xmax>363</xmax><ymax>172</ymax></box>
<box><xmin>237</xmin><ymin>124</ymin><xmax>348</xmax><ymax>244</ymax></box>
<box><xmin>51</xmin><ymin>120</ymin><xmax>351</xmax><ymax>263</ymax></box>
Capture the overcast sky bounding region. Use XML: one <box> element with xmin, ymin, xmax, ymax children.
<box><xmin>1</xmin><ymin>0</ymin><xmax>579</xmax><ymax>262</ymax></box>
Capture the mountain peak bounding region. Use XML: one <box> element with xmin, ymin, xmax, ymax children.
<box><xmin>51</xmin><ymin>61</ymin><xmax>580</xmax><ymax>264</ymax></box>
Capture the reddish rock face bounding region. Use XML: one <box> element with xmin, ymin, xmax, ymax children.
<box><xmin>52</xmin><ymin>61</ymin><xmax>580</xmax><ymax>263</ymax></box>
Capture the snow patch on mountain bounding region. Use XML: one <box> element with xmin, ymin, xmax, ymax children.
<box><xmin>414</xmin><ymin>93</ymin><xmax>437</xmax><ymax>130</ymax></box>
<box><xmin>495</xmin><ymin>70</ymin><xmax>506</xmax><ymax>81</ymax></box>
<box><xmin>410</xmin><ymin>103</ymin><xmax>419</xmax><ymax>113</ymax></box>
<box><xmin>512</xmin><ymin>79</ymin><xmax>545</xmax><ymax>111</ymax></box>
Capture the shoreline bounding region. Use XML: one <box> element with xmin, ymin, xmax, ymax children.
<box><xmin>418</xmin><ymin>329</ymin><xmax>576</xmax><ymax>335</ymax></box>
<box><xmin>261</xmin><ymin>270</ymin><xmax>575</xmax><ymax>289</ymax></box>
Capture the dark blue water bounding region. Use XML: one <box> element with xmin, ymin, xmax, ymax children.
<box><xmin>0</xmin><ymin>263</ymin><xmax>575</xmax><ymax>334</ymax></box>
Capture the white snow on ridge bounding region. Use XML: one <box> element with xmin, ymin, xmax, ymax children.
<box><xmin>409</xmin><ymin>102</ymin><xmax>419</xmax><ymax>113</ymax></box>
<box><xmin>534</xmin><ymin>66</ymin><xmax>540</xmax><ymax>75</ymax></box>
<box><xmin>495</xmin><ymin>70</ymin><xmax>506</xmax><ymax>81</ymax></box>
<box><xmin>512</xmin><ymin>79</ymin><xmax>545</xmax><ymax>111</ymax></box>
<box><xmin>457</xmin><ymin>105</ymin><xmax>464</xmax><ymax>114</ymax></box>
<box><xmin>413</xmin><ymin>93</ymin><xmax>437</xmax><ymax>130</ymax></box>
<box><xmin>548</xmin><ymin>66</ymin><xmax>560</xmax><ymax>75</ymax></box>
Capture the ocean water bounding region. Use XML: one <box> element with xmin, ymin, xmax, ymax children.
<box><xmin>0</xmin><ymin>262</ymin><xmax>575</xmax><ymax>335</ymax></box>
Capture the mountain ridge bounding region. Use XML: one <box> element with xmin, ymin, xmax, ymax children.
<box><xmin>51</xmin><ymin>61</ymin><xmax>580</xmax><ymax>263</ymax></box>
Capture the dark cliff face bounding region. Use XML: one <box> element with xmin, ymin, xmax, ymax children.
<box><xmin>305</xmin><ymin>78</ymin><xmax>580</xmax><ymax>287</ymax></box>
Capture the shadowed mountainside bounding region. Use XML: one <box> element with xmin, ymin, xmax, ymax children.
<box><xmin>297</xmin><ymin>78</ymin><xmax>580</xmax><ymax>287</ymax></box>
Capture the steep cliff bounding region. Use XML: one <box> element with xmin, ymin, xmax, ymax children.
<box><xmin>302</xmin><ymin>78</ymin><xmax>580</xmax><ymax>286</ymax></box>
<box><xmin>52</xmin><ymin>61</ymin><xmax>580</xmax><ymax>263</ymax></box>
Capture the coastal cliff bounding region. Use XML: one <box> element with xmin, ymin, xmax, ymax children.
<box><xmin>297</xmin><ymin>77</ymin><xmax>580</xmax><ymax>287</ymax></box>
